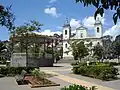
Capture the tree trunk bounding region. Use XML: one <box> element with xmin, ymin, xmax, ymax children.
<box><xmin>26</xmin><ymin>33</ymin><xmax>28</xmax><ymax>67</ymax></box>
<box><xmin>78</xmin><ymin>57</ymin><xmax>81</xmax><ymax>62</ymax></box>
<box><xmin>118</xmin><ymin>55</ymin><xmax>120</xmax><ymax>63</ymax></box>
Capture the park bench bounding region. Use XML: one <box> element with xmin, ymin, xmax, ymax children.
<box><xmin>15</xmin><ymin>70</ymin><xmax>27</xmax><ymax>85</ymax></box>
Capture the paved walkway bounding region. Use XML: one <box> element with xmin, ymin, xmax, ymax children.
<box><xmin>40</xmin><ymin>63</ymin><xmax>120</xmax><ymax>90</ymax></box>
<box><xmin>0</xmin><ymin>63</ymin><xmax>120</xmax><ymax>90</ymax></box>
<box><xmin>0</xmin><ymin>77</ymin><xmax>71</xmax><ymax>90</ymax></box>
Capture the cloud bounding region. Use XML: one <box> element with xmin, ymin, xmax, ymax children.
<box><xmin>49</xmin><ymin>0</ymin><xmax>57</xmax><ymax>3</ymax></box>
<box><xmin>103</xmin><ymin>22</ymin><xmax>120</xmax><ymax>39</ymax></box>
<box><xmin>70</xmin><ymin>18</ymin><xmax>81</xmax><ymax>29</ymax></box>
<box><xmin>44</xmin><ymin>7</ymin><xmax>61</xmax><ymax>17</ymax></box>
<box><xmin>34</xmin><ymin>29</ymin><xmax>62</xmax><ymax>36</ymax></box>
<box><xmin>57</xmin><ymin>26</ymin><xmax>62</xmax><ymax>30</ymax></box>
<box><xmin>82</xmin><ymin>14</ymin><xmax>105</xmax><ymax>28</ymax></box>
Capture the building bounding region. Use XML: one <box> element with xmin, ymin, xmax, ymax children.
<box><xmin>62</xmin><ymin>18</ymin><xmax>103</xmax><ymax>59</ymax></box>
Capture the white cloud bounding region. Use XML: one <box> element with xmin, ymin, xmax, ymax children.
<box><xmin>70</xmin><ymin>18</ymin><xmax>81</xmax><ymax>29</ymax></box>
<box><xmin>103</xmin><ymin>22</ymin><xmax>120</xmax><ymax>39</ymax></box>
<box><xmin>82</xmin><ymin>14</ymin><xmax>105</xmax><ymax>28</ymax></box>
<box><xmin>49</xmin><ymin>0</ymin><xmax>57</xmax><ymax>3</ymax></box>
<box><xmin>34</xmin><ymin>29</ymin><xmax>62</xmax><ymax>36</ymax></box>
<box><xmin>44</xmin><ymin>7</ymin><xmax>61</xmax><ymax>17</ymax></box>
<box><xmin>71</xmin><ymin>30</ymin><xmax>76</xmax><ymax>34</ymax></box>
<box><xmin>57</xmin><ymin>26</ymin><xmax>62</xmax><ymax>30</ymax></box>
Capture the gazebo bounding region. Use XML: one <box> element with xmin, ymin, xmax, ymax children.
<box><xmin>10</xmin><ymin>33</ymin><xmax>57</xmax><ymax>67</ymax></box>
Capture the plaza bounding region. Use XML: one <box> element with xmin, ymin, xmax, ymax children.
<box><xmin>0</xmin><ymin>63</ymin><xmax>120</xmax><ymax>90</ymax></box>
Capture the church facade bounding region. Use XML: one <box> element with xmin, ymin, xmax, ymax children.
<box><xmin>62</xmin><ymin>18</ymin><xmax>103</xmax><ymax>59</ymax></box>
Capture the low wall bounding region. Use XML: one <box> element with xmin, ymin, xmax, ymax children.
<box><xmin>11</xmin><ymin>53</ymin><xmax>54</xmax><ymax>67</ymax></box>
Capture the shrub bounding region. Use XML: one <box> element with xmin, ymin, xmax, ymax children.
<box><xmin>61</xmin><ymin>84</ymin><xmax>97</xmax><ymax>90</ymax></box>
<box><xmin>31</xmin><ymin>68</ymin><xmax>40</xmax><ymax>78</ymax></box>
<box><xmin>72</xmin><ymin>65</ymin><xmax>80</xmax><ymax>74</ymax></box>
<box><xmin>72</xmin><ymin>64</ymin><xmax>119</xmax><ymax>81</ymax></box>
<box><xmin>0</xmin><ymin>67</ymin><xmax>36</xmax><ymax>76</ymax></box>
<box><xmin>71</xmin><ymin>62</ymin><xmax>86</xmax><ymax>66</ymax></box>
<box><xmin>104</xmin><ymin>62</ymin><xmax>120</xmax><ymax>66</ymax></box>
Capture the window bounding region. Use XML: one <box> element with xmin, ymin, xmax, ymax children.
<box><xmin>65</xmin><ymin>44</ymin><xmax>67</xmax><ymax>48</ymax></box>
<box><xmin>97</xmin><ymin>27</ymin><xmax>99</xmax><ymax>33</ymax></box>
<box><xmin>97</xmin><ymin>42</ymin><xmax>100</xmax><ymax>44</ymax></box>
<box><xmin>81</xmin><ymin>33</ymin><xmax>83</xmax><ymax>38</ymax></box>
<box><xmin>65</xmin><ymin>30</ymin><xmax>67</xmax><ymax>35</ymax></box>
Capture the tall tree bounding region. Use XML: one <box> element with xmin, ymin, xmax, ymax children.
<box><xmin>70</xmin><ymin>40</ymin><xmax>89</xmax><ymax>61</ymax></box>
<box><xmin>75</xmin><ymin>0</ymin><xmax>120</xmax><ymax>24</ymax></box>
<box><xmin>102</xmin><ymin>35</ymin><xmax>113</xmax><ymax>58</ymax></box>
<box><xmin>93</xmin><ymin>43</ymin><xmax>104</xmax><ymax>61</ymax></box>
<box><xmin>12</xmin><ymin>20</ymin><xmax>43</xmax><ymax>66</ymax></box>
<box><xmin>112</xmin><ymin>35</ymin><xmax>120</xmax><ymax>61</ymax></box>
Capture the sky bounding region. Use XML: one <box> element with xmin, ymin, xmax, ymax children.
<box><xmin>0</xmin><ymin>0</ymin><xmax>120</xmax><ymax>40</ymax></box>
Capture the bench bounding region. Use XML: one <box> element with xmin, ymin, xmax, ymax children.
<box><xmin>15</xmin><ymin>70</ymin><xmax>27</xmax><ymax>85</ymax></box>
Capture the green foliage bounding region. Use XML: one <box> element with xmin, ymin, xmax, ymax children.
<box><xmin>0</xmin><ymin>41</ymin><xmax>10</xmax><ymax>63</ymax></box>
<box><xmin>10</xmin><ymin>21</ymin><xmax>43</xmax><ymax>60</ymax></box>
<box><xmin>61</xmin><ymin>84</ymin><xmax>97</xmax><ymax>90</ymax></box>
<box><xmin>113</xmin><ymin>41</ymin><xmax>120</xmax><ymax>56</ymax></box>
<box><xmin>0</xmin><ymin>5</ymin><xmax>15</xmax><ymax>30</ymax></box>
<box><xmin>72</xmin><ymin>63</ymin><xmax>119</xmax><ymax>81</ymax></box>
<box><xmin>75</xmin><ymin>0</ymin><xmax>120</xmax><ymax>24</ymax></box>
<box><xmin>31</xmin><ymin>68</ymin><xmax>40</xmax><ymax>78</ymax></box>
<box><xmin>93</xmin><ymin>43</ymin><xmax>104</xmax><ymax>60</ymax></box>
<box><xmin>72</xmin><ymin>61</ymin><xmax>120</xmax><ymax>66</ymax></box>
<box><xmin>45</xmin><ymin>47</ymin><xmax>53</xmax><ymax>54</ymax></box>
<box><xmin>70</xmin><ymin>40</ymin><xmax>89</xmax><ymax>60</ymax></box>
<box><xmin>0</xmin><ymin>67</ymin><xmax>36</xmax><ymax>76</ymax></box>
<box><xmin>0</xmin><ymin>41</ymin><xmax>6</xmax><ymax>54</ymax></box>
<box><xmin>102</xmin><ymin>35</ymin><xmax>113</xmax><ymax>57</ymax></box>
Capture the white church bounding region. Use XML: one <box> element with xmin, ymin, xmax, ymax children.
<box><xmin>62</xmin><ymin>18</ymin><xmax>103</xmax><ymax>59</ymax></box>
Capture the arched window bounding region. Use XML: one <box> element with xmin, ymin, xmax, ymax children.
<box><xmin>65</xmin><ymin>30</ymin><xmax>67</xmax><ymax>35</ymax></box>
<box><xmin>97</xmin><ymin>42</ymin><xmax>100</xmax><ymax>44</ymax></box>
<box><xmin>97</xmin><ymin>27</ymin><xmax>99</xmax><ymax>33</ymax></box>
<box><xmin>65</xmin><ymin>43</ymin><xmax>67</xmax><ymax>48</ymax></box>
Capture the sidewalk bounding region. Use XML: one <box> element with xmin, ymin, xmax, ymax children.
<box><xmin>40</xmin><ymin>63</ymin><xmax>120</xmax><ymax>90</ymax></box>
<box><xmin>41</xmin><ymin>70</ymin><xmax>114</xmax><ymax>90</ymax></box>
<box><xmin>0</xmin><ymin>63</ymin><xmax>119</xmax><ymax>90</ymax></box>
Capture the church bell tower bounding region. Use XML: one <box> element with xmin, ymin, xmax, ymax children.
<box><xmin>63</xmin><ymin>18</ymin><xmax>71</xmax><ymax>40</ymax></box>
<box><xmin>94</xmin><ymin>17</ymin><xmax>103</xmax><ymax>38</ymax></box>
<box><xmin>62</xmin><ymin>18</ymin><xmax>72</xmax><ymax>58</ymax></box>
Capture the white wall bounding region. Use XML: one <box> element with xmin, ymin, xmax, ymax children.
<box><xmin>94</xmin><ymin>24</ymin><xmax>103</xmax><ymax>38</ymax></box>
<box><xmin>76</xmin><ymin>28</ymin><xmax>87</xmax><ymax>39</ymax></box>
<box><xmin>63</xmin><ymin>41</ymin><xmax>73</xmax><ymax>58</ymax></box>
<box><xmin>63</xmin><ymin>27</ymin><xmax>71</xmax><ymax>40</ymax></box>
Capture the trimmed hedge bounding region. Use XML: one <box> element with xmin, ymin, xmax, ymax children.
<box><xmin>0</xmin><ymin>67</ymin><xmax>38</xmax><ymax>76</ymax></box>
<box><xmin>72</xmin><ymin>64</ymin><xmax>119</xmax><ymax>81</ymax></box>
<box><xmin>71</xmin><ymin>61</ymin><xmax>120</xmax><ymax>66</ymax></box>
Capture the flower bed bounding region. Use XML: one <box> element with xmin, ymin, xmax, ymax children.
<box><xmin>61</xmin><ymin>84</ymin><xmax>96</xmax><ymax>90</ymax></box>
<box><xmin>24</xmin><ymin>75</ymin><xmax>60</xmax><ymax>88</ymax></box>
